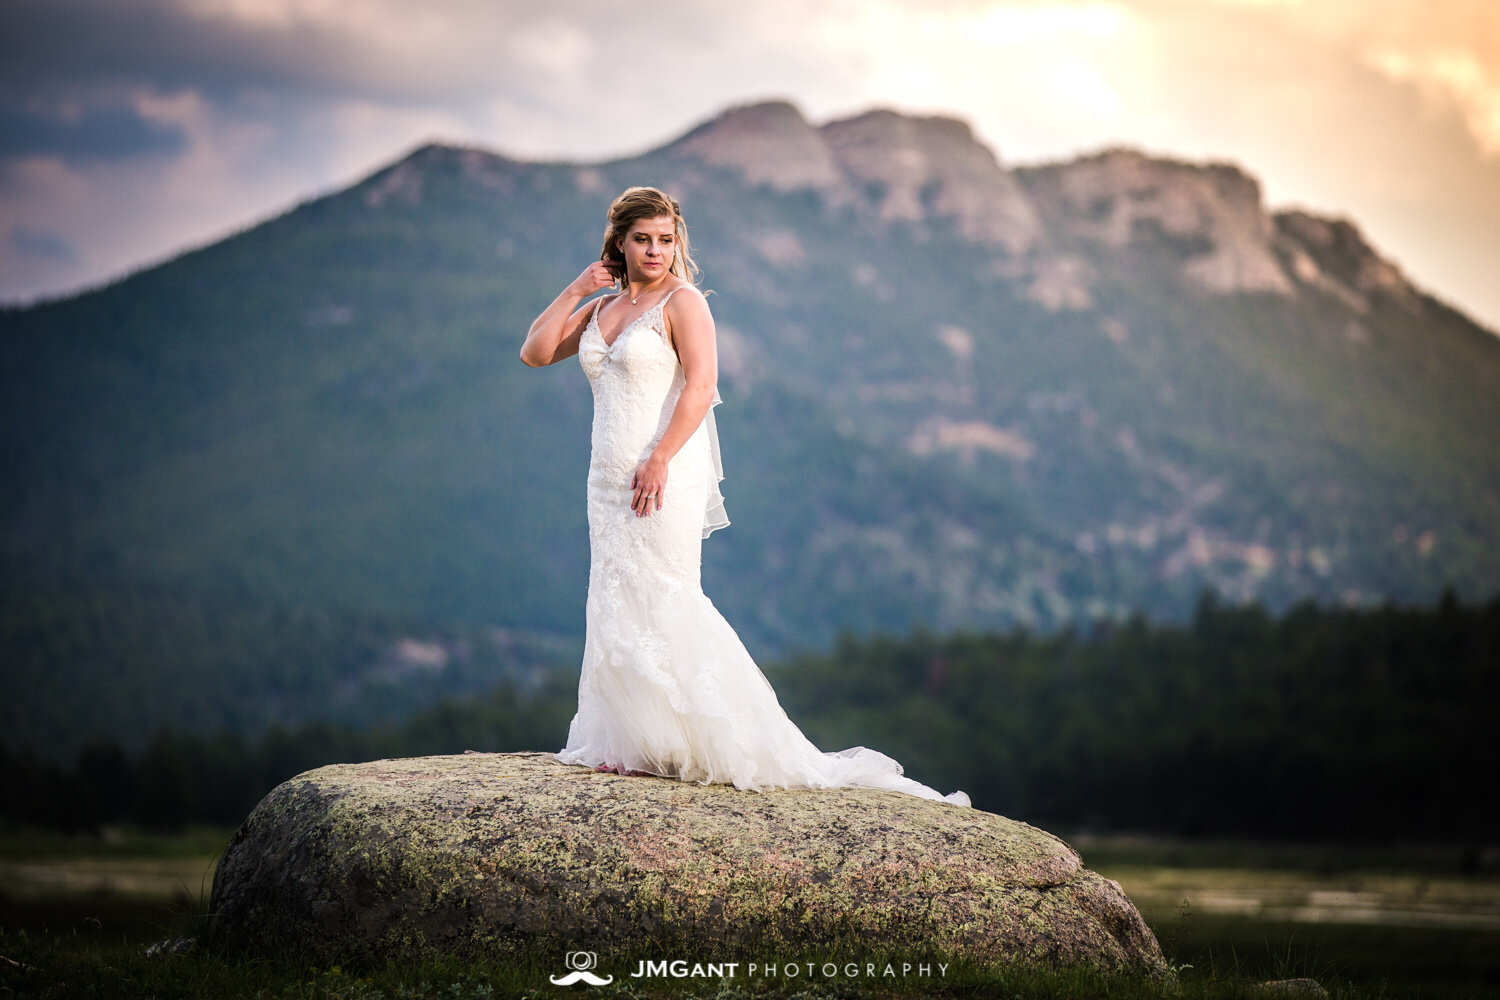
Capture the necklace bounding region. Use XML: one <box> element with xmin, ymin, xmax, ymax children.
<box><xmin>628</xmin><ymin>273</ymin><xmax>668</xmax><ymax>304</ymax></box>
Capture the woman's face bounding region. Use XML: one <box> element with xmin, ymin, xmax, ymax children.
<box><xmin>616</xmin><ymin>214</ymin><xmax>676</xmax><ymax>282</ymax></box>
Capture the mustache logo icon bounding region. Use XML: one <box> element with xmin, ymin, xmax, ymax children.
<box><xmin>550</xmin><ymin>950</ymin><xmax>614</xmax><ymax>986</ymax></box>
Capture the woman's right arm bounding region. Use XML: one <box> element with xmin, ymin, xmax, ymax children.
<box><xmin>519</xmin><ymin>261</ymin><xmax>617</xmax><ymax>367</ymax></box>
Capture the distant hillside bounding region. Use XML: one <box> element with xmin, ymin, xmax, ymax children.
<box><xmin>3</xmin><ymin>97</ymin><xmax>1497</xmax><ymax>670</ymax></box>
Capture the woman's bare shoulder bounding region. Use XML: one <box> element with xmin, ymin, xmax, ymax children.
<box><xmin>664</xmin><ymin>281</ymin><xmax>709</xmax><ymax>309</ymax></box>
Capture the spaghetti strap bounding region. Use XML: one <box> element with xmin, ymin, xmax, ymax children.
<box><xmin>652</xmin><ymin>285</ymin><xmax>695</xmax><ymax>343</ymax></box>
<box><xmin>589</xmin><ymin>293</ymin><xmax>611</xmax><ymax>324</ymax></box>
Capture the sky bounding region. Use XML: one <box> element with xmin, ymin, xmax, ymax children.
<box><xmin>2</xmin><ymin>0</ymin><xmax>1498</xmax><ymax>333</ymax></box>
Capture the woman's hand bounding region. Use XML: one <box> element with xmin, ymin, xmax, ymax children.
<box><xmin>568</xmin><ymin>260</ymin><xmax>619</xmax><ymax>299</ymax></box>
<box><xmin>631</xmin><ymin>453</ymin><xmax>668</xmax><ymax>517</ymax></box>
<box><xmin>519</xmin><ymin>260</ymin><xmax>618</xmax><ymax>367</ymax></box>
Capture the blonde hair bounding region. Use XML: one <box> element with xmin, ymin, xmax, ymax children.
<box><xmin>600</xmin><ymin>186</ymin><xmax>701</xmax><ymax>286</ymax></box>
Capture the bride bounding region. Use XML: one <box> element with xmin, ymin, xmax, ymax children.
<box><xmin>519</xmin><ymin>186</ymin><xmax>970</xmax><ymax>808</ymax></box>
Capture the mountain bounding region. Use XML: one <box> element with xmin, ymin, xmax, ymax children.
<box><xmin>3</xmin><ymin>97</ymin><xmax>1497</xmax><ymax>683</ymax></box>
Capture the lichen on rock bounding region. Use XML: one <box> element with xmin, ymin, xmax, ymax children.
<box><xmin>208</xmin><ymin>751</ymin><xmax>1169</xmax><ymax>977</ymax></box>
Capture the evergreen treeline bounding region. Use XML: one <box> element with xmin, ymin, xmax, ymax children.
<box><xmin>1</xmin><ymin>586</ymin><xmax>1494</xmax><ymax>843</ymax></box>
<box><xmin>775</xmin><ymin>586</ymin><xmax>1499</xmax><ymax>843</ymax></box>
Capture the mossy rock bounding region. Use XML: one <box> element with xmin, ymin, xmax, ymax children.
<box><xmin>207</xmin><ymin>751</ymin><xmax>1168</xmax><ymax>976</ymax></box>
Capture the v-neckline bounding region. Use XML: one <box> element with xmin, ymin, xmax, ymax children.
<box><xmin>594</xmin><ymin>305</ymin><xmax>652</xmax><ymax>351</ymax></box>
<box><xmin>591</xmin><ymin>287</ymin><xmax>681</xmax><ymax>350</ymax></box>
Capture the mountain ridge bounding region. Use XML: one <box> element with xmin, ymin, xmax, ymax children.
<box><xmin>3</xmin><ymin>98</ymin><xmax>1496</xmax><ymax>665</ymax></box>
<box><xmin>354</xmin><ymin>98</ymin><xmax>1452</xmax><ymax>332</ymax></box>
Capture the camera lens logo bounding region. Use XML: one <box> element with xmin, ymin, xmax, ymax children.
<box><xmin>549</xmin><ymin>950</ymin><xmax>614</xmax><ymax>986</ymax></box>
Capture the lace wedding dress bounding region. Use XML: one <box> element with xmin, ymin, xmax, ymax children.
<box><xmin>553</xmin><ymin>285</ymin><xmax>971</xmax><ymax>808</ymax></box>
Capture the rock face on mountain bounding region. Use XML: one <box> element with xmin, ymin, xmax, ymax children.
<box><xmin>821</xmin><ymin>109</ymin><xmax>1042</xmax><ymax>255</ymax></box>
<box><xmin>670</xmin><ymin>103</ymin><xmax>1303</xmax><ymax>297</ymax></box>
<box><xmin>668</xmin><ymin>100</ymin><xmax>1450</xmax><ymax>324</ymax></box>
<box><xmin>668</xmin><ymin>100</ymin><xmax>849</xmax><ymax>198</ymax></box>
<box><xmin>668</xmin><ymin>102</ymin><xmax>1043</xmax><ymax>256</ymax></box>
<box><xmin>1272</xmin><ymin>209</ymin><xmax>1423</xmax><ymax>314</ymax></box>
<box><xmin>1017</xmin><ymin>147</ymin><xmax>1294</xmax><ymax>297</ymax></box>
<box><xmin>208</xmin><ymin>752</ymin><xmax>1169</xmax><ymax>976</ymax></box>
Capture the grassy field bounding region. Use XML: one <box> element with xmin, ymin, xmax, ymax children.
<box><xmin>1071</xmin><ymin>833</ymin><xmax>1500</xmax><ymax>1000</ymax></box>
<box><xmin>1</xmin><ymin>824</ymin><xmax>1495</xmax><ymax>999</ymax></box>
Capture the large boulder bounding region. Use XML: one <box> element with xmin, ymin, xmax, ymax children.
<box><xmin>208</xmin><ymin>751</ymin><xmax>1168</xmax><ymax>976</ymax></box>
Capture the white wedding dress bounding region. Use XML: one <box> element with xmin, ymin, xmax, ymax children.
<box><xmin>553</xmin><ymin>285</ymin><xmax>971</xmax><ymax>808</ymax></box>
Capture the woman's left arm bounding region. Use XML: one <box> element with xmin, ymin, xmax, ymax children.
<box><xmin>630</xmin><ymin>288</ymin><xmax>718</xmax><ymax>517</ymax></box>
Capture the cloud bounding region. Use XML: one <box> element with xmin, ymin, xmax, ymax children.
<box><xmin>1233</xmin><ymin>0</ymin><xmax>1500</xmax><ymax>157</ymax></box>
<box><xmin>0</xmin><ymin>95</ymin><xmax>188</xmax><ymax>162</ymax></box>
<box><xmin>1365</xmin><ymin>48</ymin><xmax>1500</xmax><ymax>156</ymax></box>
<box><xmin>6</xmin><ymin>224</ymin><xmax>76</xmax><ymax>264</ymax></box>
<box><xmin>776</xmin><ymin>0</ymin><xmax>1147</xmax><ymax>158</ymax></box>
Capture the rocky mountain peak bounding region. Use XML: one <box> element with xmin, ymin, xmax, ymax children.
<box><xmin>819</xmin><ymin>109</ymin><xmax>1042</xmax><ymax>254</ymax></box>
<box><xmin>1273</xmin><ymin>210</ymin><xmax>1421</xmax><ymax>314</ymax></box>
<box><xmin>361</xmin><ymin>142</ymin><xmax>522</xmax><ymax>208</ymax></box>
<box><xmin>1016</xmin><ymin>146</ymin><xmax>1293</xmax><ymax>296</ymax></box>
<box><xmin>662</xmin><ymin>102</ymin><xmax>1040</xmax><ymax>254</ymax></box>
<box><xmin>664</xmin><ymin>99</ymin><xmax>848</xmax><ymax>195</ymax></box>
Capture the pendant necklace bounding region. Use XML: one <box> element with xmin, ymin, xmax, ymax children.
<box><xmin>629</xmin><ymin>273</ymin><xmax>665</xmax><ymax>304</ymax></box>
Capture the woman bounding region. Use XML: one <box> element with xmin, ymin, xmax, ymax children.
<box><xmin>520</xmin><ymin>186</ymin><xmax>970</xmax><ymax>807</ymax></box>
